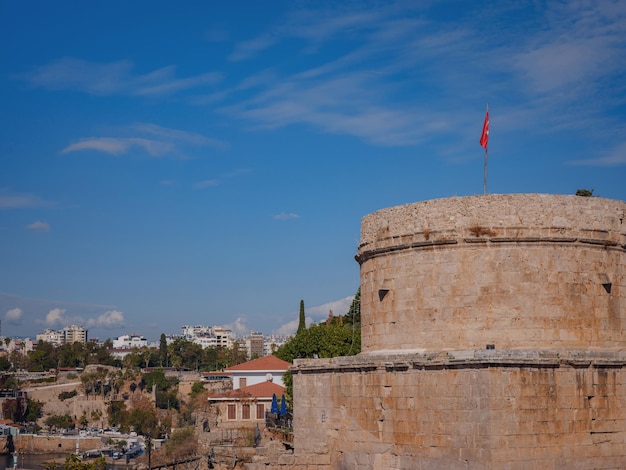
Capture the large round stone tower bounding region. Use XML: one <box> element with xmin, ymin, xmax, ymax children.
<box><xmin>285</xmin><ymin>194</ymin><xmax>626</xmax><ymax>470</ymax></box>
<box><xmin>357</xmin><ymin>194</ymin><xmax>625</xmax><ymax>352</ymax></box>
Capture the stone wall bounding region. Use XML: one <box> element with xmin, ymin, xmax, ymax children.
<box><xmin>14</xmin><ymin>434</ymin><xmax>103</xmax><ymax>453</ymax></box>
<box><xmin>25</xmin><ymin>382</ymin><xmax>109</xmax><ymax>428</ymax></box>
<box><xmin>291</xmin><ymin>351</ymin><xmax>626</xmax><ymax>469</ymax></box>
<box><xmin>357</xmin><ymin>194</ymin><xmax>626</xmax><ymax>352</ymax></box>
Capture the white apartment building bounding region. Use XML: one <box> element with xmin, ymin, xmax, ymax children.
<box><xmin>112</xmin><ymin>334</ymin><xmax>147</xmax><ymax>349</ymax></box>
<box><xmin>181</xmin><ymin>325</ymin><xmax>233</xmax><ymax>349</ymax></box>
<box><xmin>36</xmin><ymin>329</ymin><xmax>65</xmax><ymax>346</ymax></box>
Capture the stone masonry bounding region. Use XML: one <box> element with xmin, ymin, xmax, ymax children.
<box><xmin>249</xmin><ymin>194</ymin><xmax>626</xmax><ymax>469</ymax></box>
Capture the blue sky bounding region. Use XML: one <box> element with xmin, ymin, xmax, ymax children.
<box><xmin>1</xmin><ymin>1</ymin><xmax>625</xmax><ymax>342</ymax></box>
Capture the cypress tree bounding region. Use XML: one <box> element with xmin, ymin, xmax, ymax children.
<box><xmin>297</xmin><ymin>299</ymin><xmax>306</xmax><ymax>334</ymax></box>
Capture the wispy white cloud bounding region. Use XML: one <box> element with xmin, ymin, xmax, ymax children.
<box><xmin>26</xmin><ymin>221</ymin><xmax>50</xmax><ymax>232</ymax></box>
<box><xmin>214</xmin><ymin>1</ymin><xmax>626</xmax><ymax>150</ymax></box>
<box><xmin>19</xmin><ymin>57</ymin><xmax>221</xmax><ymax>97</ymax></box>
<box><xmin>273</xmin><ymin>212</ymin><xmax>300</xmax><ymax>220</ymax></box>
<box><xmin>568</xmin><ymin>142</ymin><xmax>626</xmax><ymax>166</ymax></box>
<box><xmin>229</xmin><ymin>35</ymin><xmax>277</xmax><ymax>61</ymax></box>
<box><xmin>193</xmin><ymin>168</ymin><xmax>251</xmax><ymax>190</ymax></box>
<box><xmin>20</xmin><ymin>58</ymin><xmax>133</xmax><ymax>95</ymax></box>
<box><xmin>0</xmin><ymin>189</ymin><xmax>53</xmax><ymax>209</ymax></box>
<box><xmin>61</xmin><ymin>137</ymin><xmax>175</xmax><ymax>157</ymax></box>
<box><xmin>61</xmin><ymin>123</ymin><xmax>227</xmax><ymax>158</ymax></box>
<box><xmin>193</xmin><ymin>179</ymin><xmax>219</xmax><ymax>189</ymax></box>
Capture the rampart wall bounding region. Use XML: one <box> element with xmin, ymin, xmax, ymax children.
<box><xmin>290</xmin><ymin>351</ymin><xmax>626</xmax><ymax>469</ymax></box>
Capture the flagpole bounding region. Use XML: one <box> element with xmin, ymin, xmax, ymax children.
<box><xmin>483</xmin><ymin>146</ymin><xmax>488</xmax><ymax>195</ymax></box>
<box><xmin>482</xmin><ymin>103</ymin><xmax>489</xmax><ymax>195</ymax></box>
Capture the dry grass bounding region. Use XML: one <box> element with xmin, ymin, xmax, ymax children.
<box><xmin>468</xmin><ymin>225</ymin><xmax>496</xmax><ymax>237</ymax></box>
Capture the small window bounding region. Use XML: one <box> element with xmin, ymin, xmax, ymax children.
<box><xmin>242</xmin><ymin>404</ymin><xmax>250</xmax><ymax>420</ymax></box>
<box><xmin>256</xmin><ymin>403</ymin><xmax>265</xmax><ymax>419</ymax></box>
<box><xmin>227</xmin><ymin>404</ymin><xmax>236</xmax><ymax>420</ymax></box>
<box><xmin>239</xmin><ymin>377</ymin><xmax>247</xmax><ymax>388</ymax></box>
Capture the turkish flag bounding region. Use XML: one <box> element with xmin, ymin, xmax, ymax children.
<box><xmin>479</xmin><ymin>110</ymin><xmax>489</xmax><ymax>149</ymax></box>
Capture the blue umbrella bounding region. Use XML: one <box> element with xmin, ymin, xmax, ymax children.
<box><xmin>270</xmin><ymin>393</ymin><xmax>279</xmax><ymax>414</ymax></box>
<box><xmin>280</xmin><ymin>394</ymin><xmax>287</xmax><ymax>416</ymax></box>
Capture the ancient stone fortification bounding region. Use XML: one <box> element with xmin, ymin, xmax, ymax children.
<box><xmin>253</xmin><ymin>194</ymin><xmax>626</xmax><ymax>470</ymax></box>
<box><xmin>357</xmin><ymin>194</ymin><xmax>625</xmax><ymax>352</ymax></box>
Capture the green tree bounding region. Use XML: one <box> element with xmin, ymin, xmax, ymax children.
<box><xmin>190</xmin><ymin>381</ymin><xmax>206</xmax><ymax>397</ymax></box>
<box><xmin>45</xmin><ymin>454</ymin><xmax>106</xmax><ymax>470</ymax></box>
<box><xmin>576</xmin><ymin>188</ymin><xmax>594</xmax><ymax>196</ymax></box>
<box><xmin>163</xmin><ymin>426</ymin><xmax>197</xmax><ymax>459</ymax></box>
<box><xmin>45</xmin><ymin>414</ymin><xmax>74</xmax><ymax>430</ymax></box>
<box><xmin>0</xmin><ymin>356</ymin><xmax>11</xmax><ymax>371</ymax></box>
<box><xmin>159</xmin><ymin>333</ymin><xmax>168</xmax><ymax>367</ymax></box>
<box><xmin>297</xmin><ymin>299</ymin><xmax>306</xmax><ymax>334</ymax></box>
<box><xmin>24</xmin><ymin>399</ymin><xmax>43</xmax><ymax>423</ymax></box>
<box><xmin>345</xmin><ymin>287</ymin><xmax>361</xmax><ymax>327</ymax></box>
<box><xmin>28</xmin><ymin>340</ymin><xmax>57</xmax><ymax>371</ymax></box>
<box><xmin>127</xmin><ymin>400</ymin><xmax>159</xmax><ymax>435</ymax></box>
<box><xmin>107</xmin><ymin>401</ymin><xmax>127</xmax><ymax>429</ymax></box>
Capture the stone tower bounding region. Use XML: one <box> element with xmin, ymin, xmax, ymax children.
<box><xmin>286</xmin><ymin>194</ymin><xmax>626</xmax><ymax>470</ymax></box>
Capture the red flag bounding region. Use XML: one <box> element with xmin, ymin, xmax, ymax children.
<box><xmin>479</xmin><ymin>109</ymin><xmax>489</xmax><ymax>149</ymax></box>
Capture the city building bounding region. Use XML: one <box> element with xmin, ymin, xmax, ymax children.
<box><xmin>36</xmin><ymin>329</ymin><xmax>64</xmax><ymax>346</ymax></box>
<box><xmin>224</xmin><ymin>355</ymin><xmax>291</xmax><ymax>390</ymax></box>
<box><xmin>207</xmin><ymin>355</ymin><xmax>291</xmax><ymax>432</ymax></box>
<box><xmin>62</xmin><ymin>325</ymin><xmax>87</xmax><ymax>344</ymax></box>
<box><xmin>181</xmin><ymin>325</ymin><xmax>233</xmax><ymax>349</ymax></box>
<box><xmin>36</xmin><ymin>325</ymin><xmax>87</xmax><ymax>345</ymax></box>
<box><xmin>112</xmin><ymin>334</ymin><xmax>147</xmax><ymax>349</ymax></box>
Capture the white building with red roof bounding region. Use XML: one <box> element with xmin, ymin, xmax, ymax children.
<box><xmin>225</xmin><ymin>354</ymin><xmax>291</xmax><ymax>390</ymax></box>
<box><xmin>207</xmin><ymin>355</ymin><xmax>292</xmax><ymax>431</ymax></box>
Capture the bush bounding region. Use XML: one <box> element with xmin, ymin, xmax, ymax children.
<box><xmin>58</xmin><ymin>390</ymin><xmax>78</xmax><ymax>401</ymax></box>
<box><xmin>45</xmin><ymin>414</ymin><xmax>74</xmax><ymax>430</ymax></box>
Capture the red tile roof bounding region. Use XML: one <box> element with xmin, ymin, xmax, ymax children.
<box><xmin>225</xmin><ymin>355</ymin><xmax>291</xmax><ymax>372</ymax></box>
<box><xmin>209</xmin><ymin>380</ymin><xmax>285</xmax><ymax>401</ymax></box>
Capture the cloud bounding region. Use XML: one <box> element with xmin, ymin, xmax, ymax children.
<box><xmin>131</xmin><ymin>123</ymin><xmax>228</xmax><ymax>149</ymax></box>
<box><xmin>86</xmin><ymin>310</ymin><xmax>125</xmax><ymax>328</ymax></box>
<box><xmin>134</xmin><ymin>70</ymin><xmax>222</xmax><ymax>96</ymax></box>
<box><xmin>274</xmin><ymin>318</ymin><xmax>299</xmax><ymax>336</ymax></box>
<box><xmin>273</xmin><ymin>212</ymin><xmax>300</xmax><ymax>220</ymax></box>
<box><xmin>45</xmin><ymin>308</ymin><xmax>69</xmax><ymax>327</ymax></box>
<box><xmin>5</xmin><ymin>308</ymin><xmax>22</xmax><ymax>325</ymax></box>
<box><xmin>61</xmin><ymin>123</ymin><xmax>227</xmax><ymax>158</ymax></box>
<box><xmin>26</xmin><ymin>221</ymin><xmax>50</xmax><ymax>232</ymax></box>
<box><xmin>61</xmin><ymin>137</ymin><xmax>175</xmax><ymax>157</ymax></box>
<box><xmin>209</xmin><ymin>1</ymin><xmax>626</xmax><ymax>150</ymax></box>
<box><xmin>568</xmin><ymin>142</ymin><xmax>626</xmax><ymax>167</ymax></box>
<box><xmin>229</xmin><ymin>35</ymin><xmax>277</xmax><ymax>61</ymax></box>
<box><xmin>20</xmin><ymin>57</ymin><xmax>221</xmax><ymax>97</ymax></box>
<box><xmin>0</xmin><ymin>190</ymin><xmax>52</xmax><ymax>209</ymax></box>
<box><xmin>307</xmin><ymin>297</ymin><xmax>354</xmax><ymax>321</ymax></box>
<box><xmin>273</xmin><ymin>296</ymin><xmax>355</xmax><ymax>335</ymax></box>
<box><xmin>193</xmin><ymin>179</ymin><xmax>219</xmax><ymax>189</ymax></box>
<box><xmin>222</xmin><ymin>317</ymin><xmax>249</xmax><ymax>337</ymax></box>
